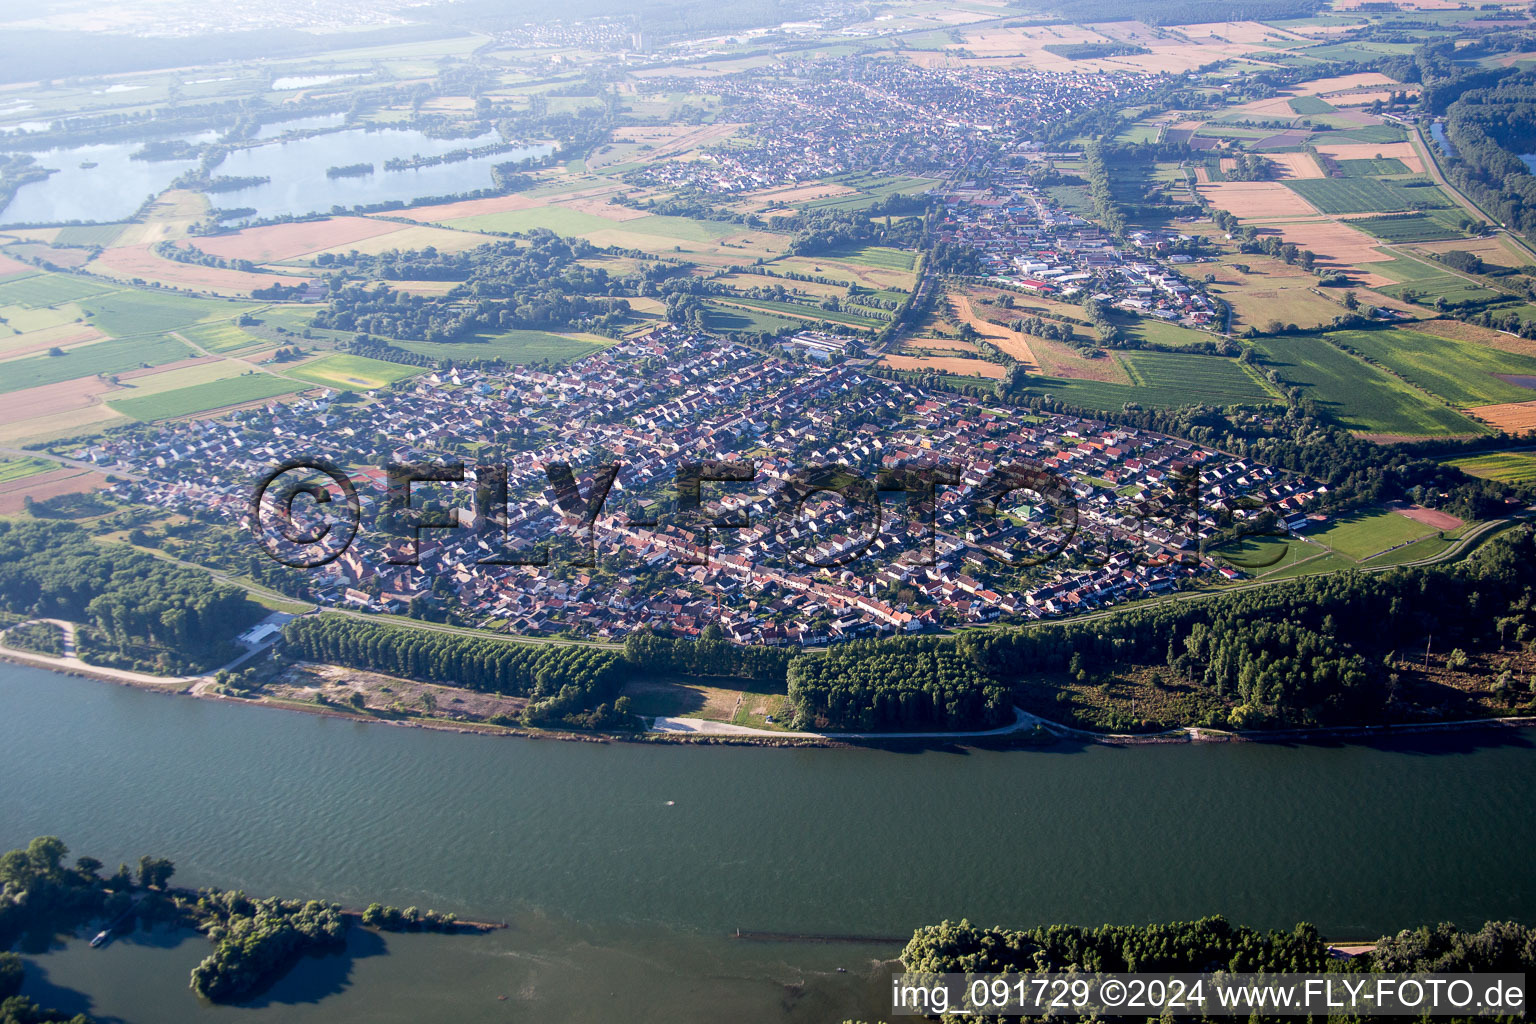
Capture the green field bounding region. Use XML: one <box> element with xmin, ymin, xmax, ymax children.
<box><xmin>1374</xmin><ymin>274</ymin><xmax>1504</xmax><ymax>308</ymax></box>
<box><xmin>1336</xmin><ymin>157</ymin><xmax>1411</xmax><ymax>176</ymax></box>
<box><xmin>1283</xmin><ymin>177</ymin><xmax>1452</xmax><ymax>214</ymax></box>
<box><xmin>178</xmin><ymin>320</ymin><xmax>269</xmax><ymax>353</ymax></box>
<box><xmin>53</xmin><ymin>224</ymin><xmax>127</xmax><ymax>247</ymax></box>
<box><xmin>702</xmin><ymin>302</ymin><xmax>802</xmax><ymax>333</ymax></box>
<box><xmin>1288</xmin><ymin>95</ymin><xmax>1336</xmax><ymax>115</ymax></box>
<box><xmin>78</xmin><ymin>290</ymin><xmax>254</xmax><ymax>338</ymax></box>
<box><xmin>1445</xmin><ymin>451</ymin><xmax>1536</xmax><ymax>484</ymax></box>
<box><xmin>444</xmin><ymin>208</ymin><xmax>735</xmax><ymax>245</ymax></box>
<box><xmin>1309</xmin><ymin>508</ymin><xmax>1437</xmax><ymax>560</ymax></box>
<box><xmin>0</xmin><ymin>456</ymin><xmax>53</xmax><ymax>483</ymax></box>
<box><xmin>1120</xmin><ymin>317</ymin><xmax>1223</xmax><ymax>349</ymax></box>
<box><xmin>0</xmin><ymin>334</ymin><xmax>193</xmax><ymax>394</ymax></box>
<box><xmin>394</xmin><ymin>329</ymin><xmax>609</xmax><ymax>365</ymax></box>
<box><xmin>1253</xmin><ymin>334</ymin><xmax>1483</xmax><ymax>435</ymax></box>
<box><xmin>821</xmin><ymin>245</ymin><xmax>918</xmax><ymax>272</ymax></box>
<box><xmin>717</xmin><ymin>296</ymin><xmax>882</xmax><ymax>329</ymax></box>
<box><xmin>1328</xmin><ymin>327</ymin><xmax>1536</xmax><ymax>407</ymax></box>
<box><xmin>286</xmin><ymin>353</ymin><xmax>422</xmax><ymax>391</ymax></box>
<box><xmin>108</xmin><ymin>373</ymin><xmax>305</xmax><ymax>420</ymax></box>
<box><xmin>1320</xmin><ymin>124</ymin><xmax>1408</xmax><ymax>144</ymax></box>
<box><xmin>0</xmin><ymin>273</ymin><xmax>116</xmax><ymax>308</ymax></box>
<box><xmin>1348</xmin><ymin>212</ymin><xmax>1464</xmax><ymax>242</ymax></box>
<box><xmin>1019</xmin><ymin>352</ymin><xmax>1276</xmax><ymax>410</ymax></box>
<box><xmin>796</xmin><ymin>172</ymin><xmax>940</xmax><ymax>212</ymax></box>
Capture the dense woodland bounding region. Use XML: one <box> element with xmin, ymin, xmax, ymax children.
<box><xmin>0</xmin><ymin>520</ymin><xmax>260</xmax><ymax>673</ymax></box>
<box><xmin>312</xmin><ymin>233</ymin><xmax>631</xmax><ymax>338</ymax></box>
<box><xmin>791</xmin><ymin>525</ymin><xmax>1536</xmax><ymax>732</ymax></box>
<box><xmin>900</xmin><ymin>916</ymin><xmax>1536</xmax><ymax>1023</ymax></box>
<box><xmin>278</xmin><ymin>615</ymin><xmax>633</xmax><ymax>728</ymax></box>
<box><xmin>188</xmin><ymin>891</ymin><xmax>347</xmax><ymax>1002</ymax></box>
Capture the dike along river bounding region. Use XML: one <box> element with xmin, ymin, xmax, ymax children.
<box><xmin>3</xmin><ymin>662</ymin><xmax>1536</xmax><ymax>1022</ymax></box>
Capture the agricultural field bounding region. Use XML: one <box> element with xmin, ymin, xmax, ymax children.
<box><xmin>0</xmin><ymin>456</ymin><xmax>53</xmax><ymax>484</ymax></box>
<box><xmin>107</xmin><ymin>373</ymin><xmax>306</xmax><ymax>421</ymax></box>
<box><xmin>793</xmin><ymin>172</ymin><xmax>941</xmax><ymax>212</ymax></box>
<box><xmin>701</xmin><ymin>303</ymin><xmax>803</xmax><ymax>334</ymax></box>
<box><xmin>1288</xmin><ymin>95</ymin><xmax>1336</xmax><ymax>114</ymax></box>
<box><xmin>1282</xmin><ymin>177</ymin><xmax>1451</xmax><ymax>214</ymax></box>
<box><xmin>77</xmin><ymin>290</ymin><xmax>256</xmax><ymax>338</ymax></box>
<box><xmin>1335</xmin><ymin>157</ymin><xmax>1411</xmax><ymax>176</ymax></box>
<box><xmin>716</xmin><ymin>295</ymin><xmax>884</xmax><ymax>329</ymax></box>
<box><xmin>286</xmin><ymin>353</ymin><xmax>423</xmax><ymax>391</ymax></box>
<box><xmin>1444</xmin><ymin>451</ymin><xmax>1536</xmax><ymax>484</ymax></box>
<box><xmin>0</xmin><ymin>272</ymin><xmax>116</xmax><ymax>307</ymax></box>
<box><xmin>393</xmin><ymin>329</ymin><xmax>609</xmax><ymax>365</ymax></box>
<box><xmin>1015</xmin><ymin>351</ymin><xmax>1275</xmax><ymax>411</ymax></box>
<box><xmin>1329</xmin><ymin>327</ymin><xmax>1536</xmax><ymax>408</ymax></box>
<box><xmin>1349</xmin><ymin>212</ymin><xmax>1465</xmax><ymax>242</ymax></box>
<box><xmin>178</xmin><ymin>320</ymin><xmax>269</xmax><ymax>354</ymax></box>
<box><xmin>0</xmin><ymin>334</ymin><xmax>192</xmax><ymax>394</ymax></box>
<box><xmin>822</xmin><ymin>245</ymin><xmax>918</xmax><ymax>272</ymax></box>
<box><xmin>1253</xmin><ymin>334</ymin><xmax>1483</xmax><ymax>435</ymax></box>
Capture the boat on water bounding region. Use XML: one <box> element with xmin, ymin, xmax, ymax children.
<box><xmin>89</xmin><ymin>929</ymin><xmax>111</xmax><ymax>948</ymax></box>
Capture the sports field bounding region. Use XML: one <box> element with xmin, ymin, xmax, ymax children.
<box><xmin>1254</xmin><ymin>334</ymin><xmax>1483</xmax><ymax>435</ymax></box>
<box><xmin>108</xmin><ymin>373</ymin><xmax>305</xmax><ymax>420</ymax></box>
<box><xmin>286</xmin><ymin>353</ymin><xmax>423</xmax><ymax>391</ymax></box>
<box><xmin>1309</xmin><ymin>508</ymin><xmax>1436</xmax><ymax>560</ymax></box>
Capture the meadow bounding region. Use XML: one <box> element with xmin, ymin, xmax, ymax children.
<box><xmin>286</xmin><ymin>353</ymin><xmax>423</xmax><ymax>391</ymax></box>
<box><xmin>1328</xmin><ymin>327</ymin><xmax>1536</xmax><ymax>407</ymax></box>
<box><xmin>1253</xmin><ymin>334</ymin><xmax>1482</xmax><ymax>435</ymax></box>
<box><xmin>1336</xmin><ymin>157</ymin><xmax>1411</xmax><ymax>176</ymax></box>
<box><xmin>108</xmin><ymin>373</ymin><xmax>305</xmax><ymax>421</ymax></box>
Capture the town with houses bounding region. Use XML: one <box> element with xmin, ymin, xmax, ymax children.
<box><xmin>70</xmin><ymin>327</ymin><xmax>1327</xmax><ymax>645</ymax></box>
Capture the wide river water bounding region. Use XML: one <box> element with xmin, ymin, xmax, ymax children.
<box><xmin>2</xmin><ymin>662</ymin><xmax>1535</xmax><ymax>1022</ymax></box>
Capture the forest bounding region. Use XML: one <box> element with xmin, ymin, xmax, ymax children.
<box><xmin>312</xmin><ymin>233</ymin><xmax>631</xmax><ymax>338</ymax></box>
<box><xmin>785</xmin><ymin>525</ymin><xmax>1536</xmax><ymax>732</ymax></box>
<box><xmin>0</xmin><ymin>520</ymin><xmax>261</xmax><ymax>673</ymax></box>
<box><xmin>278</xmin><ymin>614</ymin><xmax>632</xmax><ymax>729</ymax></box>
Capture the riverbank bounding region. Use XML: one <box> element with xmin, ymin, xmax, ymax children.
<box><xmin>5</xmin><ymin>634</ymin><xmax>1534</xmax><ymax>750</ymax></box>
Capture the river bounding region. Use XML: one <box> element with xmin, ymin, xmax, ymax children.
<box><xmin>2</xmin><ymin>662</ymin><xmax>1534</xmax><ymax>1022</ymax></box>
<box><xmin>0</xmin><ymin>126</ymin><xmax>554</xmax><ymax>225</ymax></box>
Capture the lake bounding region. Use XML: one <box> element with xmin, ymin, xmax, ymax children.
<box><xmin>0</xmin><ymin>127</ymin><xmax>553</xmax><ymax>225</ymax></box>
<box><xmin>2</xmin><ymin>662</ymin><xmax>1534</xmax><ymax>1022</ymax></box>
